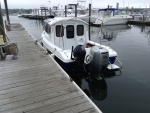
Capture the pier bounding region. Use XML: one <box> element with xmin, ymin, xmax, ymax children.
<box><xmin>0</xmin><ymin>23</ymin><xmax>101</xmax><ymax>113</ymax></box>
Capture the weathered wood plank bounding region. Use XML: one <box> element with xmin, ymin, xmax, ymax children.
<box><xmin>0</xmin><ymin>84</ymin><xmax>77</xmax><ymax>106</ymax></box>
<box><xmin>25</xmin><ymin>96</ymin><xmax>88</xmax><ymax>113</ymax></box>
<box><xmin>0</xmin><ymin>78</ymin><xmax>71</xmax><ymax>99</ymax></box>
<box><xmin>0</xmin><ymin>91</ymin><xmax>83</xmax><ymax>113</ymax></box>
<box><xmin>81</xmin><ymin>108</ymin><xmax>99</xmax><ymax>113</ymax></box>
<box><xmin>0</xmin><ymin>73</ymin><xmax>65</xmax><ymax>91</ymax></box>
<box><xmin>54</xmin><ymin>102</ymin><xmax>93</xmax><ymax>113</ymax></box>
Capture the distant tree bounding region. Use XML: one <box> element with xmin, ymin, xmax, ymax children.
<box><xmin>1</xmin><ymin>8</ymin><xmax>32</xmax><ymax>15</ymax></box>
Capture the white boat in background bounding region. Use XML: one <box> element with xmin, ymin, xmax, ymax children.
<box><xmin>40</xmin><ymin>17</ymin><xmax>122</xmax><ymax>79</ymax></box>
<box><xmin>94</xmin><ymin>8</ymin><xmax>132</xmax><ymax>26</ymax></box>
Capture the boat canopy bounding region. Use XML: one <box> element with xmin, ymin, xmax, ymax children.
<box><xmin>44</xmin><ymin>17</ymin><xmax>88</xmax><ymax>26</ymax></box>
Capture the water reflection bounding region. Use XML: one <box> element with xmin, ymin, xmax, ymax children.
<box><xmin>91</xmin><ymin>25</ymin><xmax>131</xmax><ymax>43</ymax></box>
<box><xmin>138</xmin><ymin>25</ymin><xmax>150</xmax><ymax>46</ymax></box>
<box><xmin>103</xmin><ymin>70</ymin><xmax>122</xmax><ymax>78</ymax></box>
<box><xmin>88</xmin><ymin>76</ymin><xmax>107</xmax><ymax>101</ymax></box>
<box><xmin>54</xmin><ymin>55</ymin><xmax>121</xmax><ymax>101</ymax></box>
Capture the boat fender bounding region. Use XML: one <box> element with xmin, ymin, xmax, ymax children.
<box><xmin>139</xmin><ymin>17</ymin><xmax>142</xmax><ymax>21</ymax></box>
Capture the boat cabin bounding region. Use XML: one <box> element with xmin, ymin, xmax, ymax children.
<box><xmin>42</xmin><ymin>17</ymin><xmax>89</xmax><ymax>50</ymax></box>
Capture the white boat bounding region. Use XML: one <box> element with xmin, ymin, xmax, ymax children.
<box><xmin>94</xmin><ymin>8</ymin><xmax>132</xmax><ymax>26</ymax></box>
<box><xmin>40</xmin><ymin>17</ymin><xmax>122</xmax><ymax>79</ymax></box>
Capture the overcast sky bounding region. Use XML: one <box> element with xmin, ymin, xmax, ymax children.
<box><xmin>1</xmin><ymin>0</ymin><xmax>150</xmax><ymax>9</ymax></box>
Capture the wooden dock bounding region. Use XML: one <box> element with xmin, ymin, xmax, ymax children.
<box><xmin>0</xmin><ymin>23</ymin><xmax>101</xmax><ymax>113</ymax></box>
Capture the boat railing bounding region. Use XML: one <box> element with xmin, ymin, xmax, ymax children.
<box><xmin>108</xmin><ymin>57</ymin><xmax>122</xmax><ymax>70</ymax></box>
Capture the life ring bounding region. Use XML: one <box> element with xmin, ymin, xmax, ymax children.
<box><xmin>75</xmin><ymin>36</ymin><xmax>86</xmax><ymax>45</ymax></box>
<box><xmin>139</xmin><ymin>17</ymin><xmax>142</xmax><ymax>21</ymax></box>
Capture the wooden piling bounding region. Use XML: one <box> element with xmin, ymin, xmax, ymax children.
<box><xmin>75</xmin><ymin>4</ymin><xmax>77</xmax><ymax>17</ymax></box>
<box><xmin>0</xmin><ymin>1</ymin><xmax>6</xmax><ymax>42</ymax></box>
<box><xmin>4</xmin><ymin>0</ymin><xmax>11</xmax><ymax>31</ymax></box>
<box><xmin>65</xmin><ymin>5</ymin><xmax>67</xmax><ymax>17</ymax></box>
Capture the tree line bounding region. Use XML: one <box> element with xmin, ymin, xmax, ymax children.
<box><xmin>1</xmin><ymin>9</ymin><xmax>32</xmax><ymax>15</ymax></box>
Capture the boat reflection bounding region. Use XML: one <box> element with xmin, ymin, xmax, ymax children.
<box><xmin>91</xmin><ymin>24</ymin><xmax>131</xmax><ymax>42</ymax></box>
<box><xmin>54</xmin><ymin>54</ymin><xmax>122</xmax><ymax>101</ymax></box>
<box><xmin>87</xmin><ymin>76</ymin><xmax>107</xmax><ymax>101</ymax></box>
<box><xmin>103</xmin><ymin>69</ymin><xmax>122</xmax><ymax>78</ymax></box>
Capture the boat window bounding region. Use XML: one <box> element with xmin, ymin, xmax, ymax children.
<box><xmin>77</xmin><ymin>25</ymin><xmax>84</xmax><ymax>36</ymax></box>
<box><xmin>66</xmin><ymin>25</ymin><xmax>74</xmax><ymax>38</ymax></box>
<box><xmin>56</xmin><ymin>25</ymin><xmax>64</xmax><ymax>37</ymax></box>
<box><xmin>45</xmin><ymin>24</ymin><xmax>51</xmax><ymax>34</ymax></box>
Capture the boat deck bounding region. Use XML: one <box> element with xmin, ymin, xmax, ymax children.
<box><xmin>0</xmin><ymin>23</ymin><xmax>101</xmax><ymax>113</ymax></box>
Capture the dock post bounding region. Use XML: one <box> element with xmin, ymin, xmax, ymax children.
<box><xmin>4</xmin><ymin>0</ymin><xmax>11</xmax><ymax>31</ymax></box>
<box><xmin>65</xmin><ymin>5</ymin><xmax>67</xmax><ymax>17</ymax></box>
<box><xmin>126</xmin><ymin>7</ymin><xmax>128</xmax><ymax>14</ymax></box>
<box><xmin>37</xmin><ymin>9</ymin><xmax>39</xmax><ymax>19</ymax></box>
<box><xmin>41</xmin><ymin>8</ymin><xmax>42</xmax><ymax>19</ymax></box>
<box><xmin>116</xmin><ymin>3</ymin><xmax>119</xmax><ymax>14</ymax></box>
<box><xmin>107</xmin><ymin>5</ymin><xmax>109</xmax><ymax>9</ymax></box>
<box><xmin>143</xmin><ymin>15</ymin><xmax>145</xmax><ymax>22</ymax></box>
<box><xmin>131</xmin><ymin>7</ymin><xmax>133</xmax><ymax>15</ymax></box>
<box><xmin>75</xmin><ymin>4</ymin><xmax>77</xmax><ymax>17</ymax></box>
<box><xmin>0</xmin><ymin>1</ymin><xmax>6</xmax><ymax>42</ymax></box>
<box><xmin>50</xmin><ymin>7</ymin><xmax>51</xmax><ymax>15</ymax></box>
<box><xmin>44</xmin><ymin>7</ymin><xmax>47</xmax><ymax>19</ymax></box>
<box><xmin>88</xmin><ymin>3</ymin><xmax>91</xmax><ymax>40</ymax></box>
<box><xmin>116</xmin><ymin>3</ymin><xmax>119</xmax><ymax>9</ymax></box>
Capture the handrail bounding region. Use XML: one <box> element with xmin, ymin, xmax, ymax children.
<box><xmin>116</xmin><ymin>57</ymin><xmax>122</xmax><ymax>69</ymax></box>
<box><xmin>108</xmin><ymin>57</ymin><xmax>122</xmax><ymax>70</ymax></box>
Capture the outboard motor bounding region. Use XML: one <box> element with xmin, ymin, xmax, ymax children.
<box><xmin>88</xmin><ymin>46</ymin><xmax>109</xmax><ymax>79</ymax></box>
<box><xmin>73</xmin><ymin>45</ymin><xmax>86</xmax><ymax>64</ymax></box>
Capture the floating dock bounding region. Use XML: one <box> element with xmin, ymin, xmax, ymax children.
<box><xmin>128</xmin><ymin>16</ymin><xmax>150</xmax><ymax>25</ymax></box>
<box><xmin>0</xmin><ymin>23</ymin><xmax>101</xmax><ymax>113</ymax></box>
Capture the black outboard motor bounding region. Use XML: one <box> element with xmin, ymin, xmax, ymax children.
<box><xmin>73</xmin><ymin>45</ymin><xmax>86</xmax><ymax>64</ymax></box>
<box><xmin>88</xmin><ymin>46</ymin><xmax>109</xmax><ymax>79</ymax></box>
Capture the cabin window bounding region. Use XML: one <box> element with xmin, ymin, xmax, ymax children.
<box><xmin>45</xmin><ymin>24</ymin><xmax>51</xmax><ymax>34</ymax></box>
<box><xmin>56</xmin><ymin>25</ymin><xmax>64</xmax><ymax>37</ymax></box>
<box><xmin>66</xmin><ymin>25</ymin><xmax>74</xmax><ymax>38</ymax></box>
<box><xmin>77</xmin><ymin>25</ymin><xmax>84</xmax><ymax>36</ymax></box>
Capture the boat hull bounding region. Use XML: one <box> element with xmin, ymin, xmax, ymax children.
<box><xmin>94</xmin><ymin>15</ymin><xmax>132</xmax><ymax>25</ymax></box>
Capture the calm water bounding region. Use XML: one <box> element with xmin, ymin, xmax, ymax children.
<box><xmin>6</xmin><ymin>16</ymin><xmax>150</xmax><ymax>113</ymax></box>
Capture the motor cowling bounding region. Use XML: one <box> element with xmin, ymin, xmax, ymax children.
<box><xmin>73</xmin><ymin>45</ymin><xmax>86</xmax><ymax>64</ymax></box>
<box><xmin>88</xmin><ymin>46</ymin><xmax>109</xmax><ymax>76</ymax></box>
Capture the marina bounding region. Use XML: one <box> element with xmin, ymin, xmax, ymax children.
<box><xmin>1</xmin><ymin>0</ymin><xmax>150</xmax><ymax>112</ymax></box>
<box><xmin>7</xmin><ymin>16</ymin><xmax>150</xmax><ymax>113</ymax></box>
